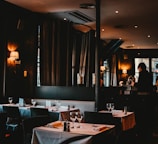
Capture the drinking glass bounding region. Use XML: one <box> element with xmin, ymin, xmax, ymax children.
<box><xmin>31</xmin><ymin>99</ymin><xmax>36</xmax><ymax>106</ymax></box>
<box><xmin>70</xmin><ymin>112</ymin><xmax>77</xmax><ymax>128</ymax></box>
<box><xmin>56</xmin><ymin>100</ymin><xmax>61</xmax><ymax>110</ymax></box>
<box><xmin>8</xmin><ymin>97</ymin><xmax>13</xmax><ymax>104</ymax></box>
<box><xmin>111</xmin><ymin>103</ymin><xmax>115</xmax><ymax>111</ymax></box>
<box><xmin>106</xmin><ymin>103</ymin><xmax>111</xmax><ymax>112</ymax></box>
<box><xmin>76</xmin><ymin>112</ymin><xmax>83</xmax><ymax>128</ymax></box>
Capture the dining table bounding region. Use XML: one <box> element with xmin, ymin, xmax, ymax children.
<box><xmin>31</xmin><ymin>121</ymin><xmax>115</xmax><ymax>144</ymax></box>
<box><xmin>99</xmin><ymin>110</ymin><xmax>136</xmax><ymax>131</ymax></box>
<box><xmin>0</xmin><ymin>103</ymin><xmax>80</xmax><ymax>121</ymax></box>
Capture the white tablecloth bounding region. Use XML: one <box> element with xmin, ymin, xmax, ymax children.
<box><xmin>0</xmin><ymin>104</ymin><xmax>80</xmax><ymax>121</ymax></box>
<box><xmin>31</xmin><ymin>121</ymin><xmax>115</xmax><ymax>144</ymax></box>
<box><xmin>99</xmin><ymin>110</ymin><xmax>136</xmax><ymax>131</ymax></box>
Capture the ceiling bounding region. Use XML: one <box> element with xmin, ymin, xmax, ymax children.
<box><xmin>5</xmin><ymin>0</ymin><xmax>158</xmax><ymax>49</ymax></box>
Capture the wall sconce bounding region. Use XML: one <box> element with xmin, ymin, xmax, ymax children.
<box><xmin>7</xmin><ymin>42</ymin><xmax>18</xmax><ymax>52</ymax></box>
<box><xmin>24</xmin><ymin>70</ymin><xmax>27</xmax><ymax>77</ymax></box>
<box><xmin>122</xmin><ymin>69</ymin><xmax>127</xmax><ymax>74</ymax></box>
<box><xmin>7</xmin><ymin>51</ymin><xmax>21</xmax><ymax>66</ymax></box>
<box><xmin>7</xmin><ymin>41</ymin><xmax>21</xmax><ymax>66</ymax></box>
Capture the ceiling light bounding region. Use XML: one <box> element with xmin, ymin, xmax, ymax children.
<box><xmin>80</xmin><ymin>3</ymin><xmax>95</xmax><ymax>9</ymax></box>
<box><xmin>134</xmin><ymin>25</ymin><xmax>138</xmax><ymax>28</ymax></box>
<box><xmin>101</xmin><ymin>28</ymin><xmax>105</xmax><ymax>32</ymax></box>
<box><xmin>115</xmin><ymin>10</ymin><xmax>119</xmax><ymax>14</ymax></box>
<box><xmin>147</xmin><ymin>35</ymin><xmax>151</xmax><ymax>38</ymax></box>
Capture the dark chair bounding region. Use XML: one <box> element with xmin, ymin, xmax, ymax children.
<box><xmin>3</xmin><ymin>106</ymin><xmax>22</xmax><ymax>131</ymax></box>
<box><xmin>30</xmin><ymin>107</ymin><xmax>49</xmax><ymax>117</ymax></box>
<box><xmin>22</xmin><ymin>115</ymin><xmax>51</xmax><ymax>144</ymax></box>
<box><xmin>84</xmin><ymin>111</ymin><xmax>120</xmax><ymax>144</ymax></box>
<box><xmin>60</xmin><ymin>135</ymin><xmax>93</xmax><ymax>144</ymax></box>
<box><xmin>2</xmin><ymin>106</ymin><xmax>23</xmax><ymax>144</ymax></box>
<box><xmin>84</xmin><ymin>111</ymin><xmax>115</xmax><ymax>125</ymax></box>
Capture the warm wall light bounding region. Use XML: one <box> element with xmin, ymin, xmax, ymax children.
<box><xmin>24</xmin><ymin>70</ymin><xmax>27</xmax><ymax>77</ymax></box>
<box><xmin>7</xmin><ymin>42</ymin><xmax>18</xmax><ymax>51</ymax></box>
<box><xmin>10</xmin><ymin>51</ymin><xmax>19</xmax><ymax>59</ymax></box>
<box><xmin>122</xmin><ymin>69</ymin><xmax>127</xmax><ymax>74</ymax></box>
<box><xmin>7</xmin><ymin>51</ymin><xmax>20</xmax><ymax>66</ymax></box>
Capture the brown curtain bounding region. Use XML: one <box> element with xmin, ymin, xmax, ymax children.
<box><xmin>40</xmin><ymin>18</ymin><xmax>73</xmax><ymax>86</ymax></box>
<box><xmin>110</xmin><ymin>54</ymin><xmax>118</xmax><ymax>86</ymax></box>
<box><xmin>72</xmin><ymin>30</ymin><xmax>95</xmax><ymax>87</ymax></box>
<box><xmin>40</xmin><ymin>17</ymin><xmax>95</xmax><ymax>86</ymax></box>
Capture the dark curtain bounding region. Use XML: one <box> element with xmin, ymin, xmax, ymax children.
<box><xmin>72</xmin><ymin>30</ymin><xmax>95</xmax><ymax>87</ymax></box>
<box><xmin>40</xmin><ymin>18</ymin><xmax>73</xmax><ymax>86</ymax></box>
<box><xmin>40</xmin><ymin>17</ymin><xmax>95</xmax><ymax>86</ymax></box>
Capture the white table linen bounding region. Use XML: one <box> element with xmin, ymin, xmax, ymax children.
<box><xmin>31</xmin><ymin>121</ymin><xmax>115</xmax><ymax>144</ymax></box>
<box><xmin>99</xmin><ymin>110</ymin><xmax>136</xmax><ymax>131</ymax></box>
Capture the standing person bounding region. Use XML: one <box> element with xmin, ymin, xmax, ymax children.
<box><xmin>134</xmin><ymin>62</ymin><xmax>153</xmax><ymax>144</ymax></box>
<box><xmin>136</xmin><ymin>62</ymin><xmax>153</xmax><ymax>93</ymax></box>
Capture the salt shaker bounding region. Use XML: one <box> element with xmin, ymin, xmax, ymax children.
<box><xmin>124</xmin><ymin>106</ymin><xmax>127</xmax><ymax>115</ymax></box>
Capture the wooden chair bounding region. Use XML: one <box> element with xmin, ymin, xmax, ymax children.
<box><xmin>60</xmin><ymin>109</ymin><xmax>80</xmax><ymax>121</ymax></box>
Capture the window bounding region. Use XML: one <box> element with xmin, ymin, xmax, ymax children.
<box><xmin>151</xmin><ymin>58</ymin><xmax>158</xmax><ymax>85</ymax></box>
<box><xmin>134</xmin><ymin>58</ymin><xmax>149</xmax><ymax>83</ymax></box>
<box><xmin>37</xmin><ymin>25</ymin><xmax>41</xmax><ymax>87</ymax></box>
<box><xmin>135</xmin><ymin>58</ymin><xmax>158</xmax><ymax>85</ymax></box>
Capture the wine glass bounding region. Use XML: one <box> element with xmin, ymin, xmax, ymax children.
<box><xmin>76</xmin><ymin>112</ymin><xmax>83</xmax><ymax>128</ymax></box>
<box><xmin>8</xmin><ymin>97</ymin><xmax>13</xmax><ymax>104</ymax></box>
<box><xmin>106</xmin><ymin>103</ymin><xmax>111</xmax><ymax>112</ymax></box>
<box><xmin>111</xmin><ymin>103</ymin><xmax>115</xmax><ymax>111</ymax></box>
<box><xmin>56</xmin><ymin>100</ymin><xmax>61</xmax><ymax>110</ymax></box>
<box><xmin>31</xmin><ymin>99</ymin><xmax>36</xmax><ymax>106</ymax></box>
<box><xmin>70</xmin><ymin>112</ymin><xmax>77</xmax><ymax>128</ymax></box>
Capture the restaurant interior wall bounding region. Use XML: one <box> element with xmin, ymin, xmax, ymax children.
<box><xmin>1</xmin><ymin>1</ymin><xmax>158</xmax><ymax>105</ymax></box>
<box><xmin>0</xmin><ymin>1</ymin><xmax>38</xmax><ymax>103</ymax></box>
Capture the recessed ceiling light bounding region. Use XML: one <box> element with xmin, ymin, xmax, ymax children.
<box><xmin>63</xmin><ymin>18</ymin><xmax>67</xmax><ymax>21</ymax></box>
<box><xmin>115</xmin><ymin>10</ymin><xmax>119</xmax><ymax>14</ymax></box>
<box><xmin>134</xmin><ymin>25</ymin><xmax>138</xmax><ymax>28</ymax></box>
<box><xmin>101</xmin><ymin>28</ymin><xmax>104</xmax><ymax>32</ymax></box>
<box><xmin>147</xmin><ymin>35</ymin><xmax>151</xmax><ymax>38</ymax></box>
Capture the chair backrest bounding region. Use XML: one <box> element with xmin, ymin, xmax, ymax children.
<box><xmin>61</xmin><ymin>109</ymin><xmax>80</xmax><ymax>121</ymax></box>
<box><xmin>3</xmin><ymin>106</ymin><xmax>21</xmax><ymax>119</ymax></box>
<box><xmin>60</xmin><ymin>135</ymin><xmax>93</xmax><ymax>144</ymax></box>
<box><xmin>22</xmin><ymin>115</ymin><xmax>51</xmax><ymax>144</ymax></box>
<box><xmin>84</xmin><ymin>111</ymin><xmax>115</xmax><ymax>125</ymax></box>
<box><xmin>30</xmin><ymin>107</ymin><xmax>49</xmax><ymax>117</ymax></box>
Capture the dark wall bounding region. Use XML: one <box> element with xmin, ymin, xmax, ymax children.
<box><xmin>0</xmin><ymin>1</ymin><xmax>39</xmax><ymax>102</ymax></box>
<box><xmin>35</xmin><ymin>86</ymin><xmax>95</xmax><ymax>101</ymax></box>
